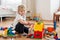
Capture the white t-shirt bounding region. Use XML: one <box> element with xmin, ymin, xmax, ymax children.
<box><xmin>13</xmin><ymin>13</ymin><xmax>26</xmax><ymax>27</ymax></box>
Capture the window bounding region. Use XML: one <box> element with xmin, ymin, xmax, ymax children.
<box><xmin>1</xmin><ymin>0</ymin><xmax>22</xmax><ymax>11</ymax></box>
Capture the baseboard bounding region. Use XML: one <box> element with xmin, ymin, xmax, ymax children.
<box><xmin>43</xmin><ymin>20</ymin><xmax>53</xmax><ymax>22</ymax></box>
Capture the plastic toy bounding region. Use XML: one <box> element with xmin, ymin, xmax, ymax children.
<box><xmin>3</xmin><ymin>27</ymin><xmax>7</xmax><ymax>30</ymax></box>
<box><xmin>34</xmin><ymin>22</ymin><xmax>44</xmax><ymax>39</ymax></box>
<box><xmin>53</xmin><ymin>31</ymin><xmax>57</xmax><ymax>35</ymax></box>
<box><xmin>0</xmin><ymin>27</ymin><xmax>3</xmax><ymax>30</ymax></box>
<box><xmin>7</xmin><ymin>27</ymin><xmax>15</xmax><ymax>36</ymax></box>
<box><xmin>27</xmin><ymin>34</ymin><xmax>33</xmax><ymax>38</ymax></box>
<box><xmin>56</xmin><ymin>39</ymin><xmax>60</xmax><ymax>40</ymax></box>
<box><xmin>44</xmin><ymin>27</ymin><xmax>58</xmax><ymax>40</ymax></box>
<box><xmin>33</xmin><ymin>16</ymin><xmax>39</xmax><ymax>21</ymax></box>
<box><xmin>3</xmin><ymin>29</ymin><xmax>8</xmax><ymax>37</ymax></box>
<box><xmin>0</xmin><ymin>27</ymin><xmax>15</xmax><ymax>37</ymax></box>
<box><xmin>31</xmin><ymin>35</ymin><xmax>34</xmax><ymax>38</ymax></box>
<box><xmin>0</xmin><ymin>30</ymin><xmax>3</xmax><ymax>36</ymax></box>
<box><xmin>47</xmin><ymin>27</ymin><xmax>54</xmax><ymax>32</ymax></box>
<box><xmin>34</xmin><ymin>22</ymin><xmax>44</xmax><ymax>31</ymax></box>
<box><xmin>34</xmin><ymin>31</ymin><xmax>43</xmax><ymax>39</ymax></box>
<box><xmin>54</xmin><ymin>36</ymin><xmax>58</xmax><ymax>39</ymax></box>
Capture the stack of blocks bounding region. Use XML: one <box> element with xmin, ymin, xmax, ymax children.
<box><xmin>34</xmin><ymin>22</ymin><xmax>44</xmax><ymax>39</ymax></box>
<box><xmin>0</xmin><ymin>27</ymin><xmax>15</xmax><ymax>37</ymax></box>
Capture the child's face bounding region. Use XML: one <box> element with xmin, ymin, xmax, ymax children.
<box><xmin>18</xmin><ymin>10</ymin><xmax>25</xmax><ymax>15</ymax></box>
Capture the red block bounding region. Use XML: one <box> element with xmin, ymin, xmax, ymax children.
<box><xmin>34</xmin><ymin>31</ymin><xmax>44</xmax><ymax>39</ymax></box>
<box><xmin>3</xmin><ymin>27</ymin><xmax>7</xmax><ymax>30</ymax></box>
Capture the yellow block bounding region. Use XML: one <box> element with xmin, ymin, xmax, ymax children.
<box><xmin>3</xmin><ymin>29</ymin><xmax>8</xmax><ymax>37</ymax></box>
<box><xmin>34</xmin><ymin>22</ymin><xmax>44</xmax><ymax>31</ymax></box>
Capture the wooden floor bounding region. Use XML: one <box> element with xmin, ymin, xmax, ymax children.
<box><xmin>0</xmin><ymin>38</ymin><xmax>46</xmax><ymax>40</ymax></box>
<box><xmin>0</xmin><ymin>18</ymin><xmax>54</xmax><ymax>27</ymax></box>
<box><xmin>0</xmin><ymin>18</ymin><xmax>14</xmax><ymax>27</ymax></box>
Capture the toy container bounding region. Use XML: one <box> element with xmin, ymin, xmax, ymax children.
<box><xmin>34</xmin><ymin>22</ymin><xmax>44</xmax><ymax>31</ymax></box>
<box><xmin>34</xmin><ymin>31</ymin><xmax>44</xmax><ymax>39</ymax></box>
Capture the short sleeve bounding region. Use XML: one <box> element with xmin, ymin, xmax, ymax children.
<box><xmin>16</xmin><ymin>14</ymin><xmax>24</xmax><ymax>20</ymax></box>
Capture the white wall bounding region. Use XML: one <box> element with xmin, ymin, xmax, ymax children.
<box><xmin>22</xmin><ymin>0</ymin><xmax>59</xmax><ymax>20</ymax></box>
<box><xmin>22</xmin><ymin>0</ymin><xmax>26</xmax><ymax>10</ymax></box>
<box><xmin>25</xmin><ymin>0</ymin><xmax>36</xmax><ymax>14</ymax></box>
<box><xmin>22</xmin><ymin>0</ymin><xmax>36</xmax><ymax>16</ymax></box>
<box><xmin>0</xmin><ymin>0</ymin><xmax>1</xmax><ymax>5</ymax></box>
<box><xmin>50</xmin><ymin>0</ymin><xmax>59</xmax><ymax>19</ymax></box>
<box><xmin>36</xmin><ymin>0</ymin><xmax>50</xmax><ymax>20</ymax></box>
<box><xmin>36</xmin><ymin>0</ymin><xmax>59</xmax><ymax>20</ymax></box>
<box><xmin>59</xmin><ymin>0</ymin><xmax>60</xmax><ymax>6</ymax></box>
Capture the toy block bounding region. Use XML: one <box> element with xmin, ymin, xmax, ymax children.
<box><xmin>3</xmin><ymin>29</ymin><xmax>8</xmax><ymax>37</ymax></box>
<box><xmin>34</xmin><ymin>31</ymin><xmax>44</xmax><ymax>39</ymax></box>
<box><xmin>47</xmin><ymin>27</ymin><xmax>54</xmax><ymax>32</ymax></box>
<box><xmin>34</xmin><ymin>22</ymin><xmax>44</xmax><ymax>31</ymax></box>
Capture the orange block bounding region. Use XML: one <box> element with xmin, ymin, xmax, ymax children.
<box><xmin>47</xmin><ymin>27</ymin><xmax>54</xmax><ymax>32</ymax></box>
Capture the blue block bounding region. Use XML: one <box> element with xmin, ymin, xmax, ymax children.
<box><xmin>0</xmin><ymin>27</ymin><xmax>3</xmax><ymax>30</ymax></box>
<box><xmin>33</xmin><ymin>17</ymin><xmax>39</xmax><ymax>21</ymax></box>
<box><xmin>58</xmin><ymin>39</ymin><xmax>60</xmax><ymax>40</ymax></box>
<box><xmin>8</xmin><ymin>27</ymin><xmax>12</xmax><ymax>30</ymax></box>
<box><xmin>8</xmin><ymin>31</ymin><xmax>15</xmax><ymax>35</ymax></box>
<box><xmin>56</xmin><ymin>39</ymin><xmax>60</xmax><ymax>40</ymax></box>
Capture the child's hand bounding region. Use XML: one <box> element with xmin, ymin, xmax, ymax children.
<box><xmin>28</xmin><ymin>21</ymin><xmax>34</xmax><ymax>26</ymax></box>
<box><xmin>28</xmin><ymin>22</ymin><xmax>32</xmax><ymax>25</ymax></box>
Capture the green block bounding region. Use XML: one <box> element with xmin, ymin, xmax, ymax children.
<box><xmin>8</xmin><ymin>34</ymin><xmax>15</xmax><ymax>37</ymax></box>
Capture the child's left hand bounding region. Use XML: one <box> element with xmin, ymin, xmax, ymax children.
<box><xmin>28</xmin><ymin>21</ymin><xmax>34</xmax><ymax>26</ymax></box>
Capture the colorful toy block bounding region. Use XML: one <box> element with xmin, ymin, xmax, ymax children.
<box><xmin>0</xmin><ymin>27</ymin><xmax>3</xmax><ymax>30</ymax></box>
<box><xmin>34</xmin><ymin>22</ymin><xmax>44</xmax><ymax>31</ymax></box>
<box><xmin>7</xmin><ymin>27</ymin><xmax>15</xmax><ymax>36</ymax></box>
<box><xmin>47</xmin><ymin>27</ymin><xmax>54</xmax><ymax>32</ymax></box>
<box><xmin>34</xmin><ymin>31</ymin><xmax>44</xmax><ymax>39</ymax></box>
<box><xmin>3</xmin><ymin>29</ymin><xmax>8</xmax><ymax>37</ymax></box>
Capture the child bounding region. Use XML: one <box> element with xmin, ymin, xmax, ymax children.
<box><xmin>13</xmin><ymin>5</ymin><xmax>32</xmax><ymax>35</ymax></box>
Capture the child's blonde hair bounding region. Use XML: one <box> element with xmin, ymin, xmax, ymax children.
<box><xmin>18</xmin><ymin>5</ymin><xmax>25</xmax><ymax>11</ymax></box>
